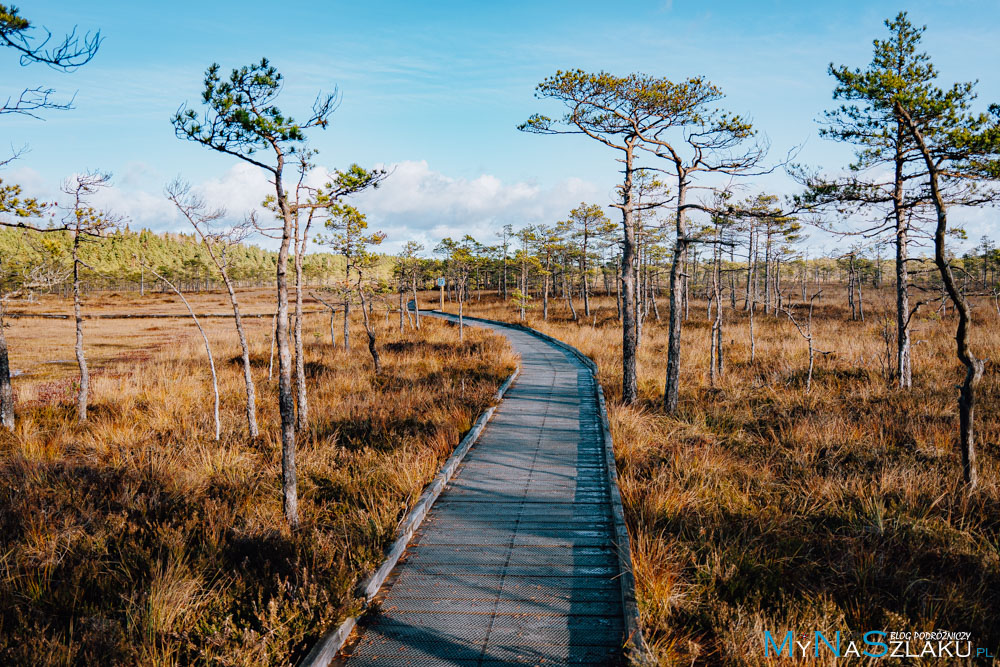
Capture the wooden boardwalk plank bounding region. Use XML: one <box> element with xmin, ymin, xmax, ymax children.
<box><xmin>341</xmin><ymin>315</ymin><xmax>626</xmax><ymax>666</ymax></box>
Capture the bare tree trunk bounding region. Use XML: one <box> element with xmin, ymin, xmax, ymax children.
<box><xmin>716</xmin><ymin>304</ymin><xmax>724</xmax><ymax>378</ymax></box>
<box><xmin>650</xmin><ymin>281</ymin><xmax>661</xmax><ymax>322</ymax></box>
<box><xmin>519</xmin><ymin>259</ymin><xmax>526</xmax><ymax>321</ymax></box>
<box><xmin>784</xmin><ymin>292</ymin><xmax>822</xmax><ymax>394</ymax></box>
<box><xmin>542</xmin><ymin>260</ymin><xmax>550</xmax><ymax>321</ymax></box>
<box><xmin>663</xmin><ymin>173</ymin><xmax>688</xmax><ymax>413</ymax></box>
<box><xmin>856</xmin><ymin>269</ymin><xmax>865</xmax><ymax>322</ymax></box>
<box><xmin>743</xmin><ymin>227</ymin><xmax>757</xmax><ymax>311</ymax></box>
<box><xmin>221</xmin><ymin>270</ymin><xmax>258</xmax><ymax>437</ymax></box>
<box><xmin>807</xmin><ymin>334</ymin><xmax>814</xmax><ymax>392</ymax></box>
<box><xmin>847</xmin><ymin>257</ymin><xmax>857</xmax><ymax>320</ymax></box>
<box><xmin>932</xmin><ymin>231</ymin><xmax>979</xmax><ymax>486</ymax></box>
<box><xmin>682</xmin><ymin>248</ymin><xmax>691</xmax><ymax>322</ymax></box>
<box><xmin>72</xmin><ymin>239</ymin><xmax>89</xmax><ymax>423</ymax></box>
<box><xmin>398</xmin><ymin>281</ymin><xmax>405</xmax><ymax>333</ymax></box>
<box><xmin>565</xmin><ymin>265</ymin><xmax>578</xmax><ymax>322</ymax></box>
<box><xmin>343</xmin><ymin>300</ymin><xmax>351</xmax><ymax>351</ymax></box>
<box><xmin>403</xmin><ymin>294</ymin><xmax>413</xmax><ymax>328</ymax></box>
<box><xmin>729</xmin><ymin>246</ymin><xmax>737</xmax><ymax>310</ymax></box>
<box><xmin>411</xmin><ymin>273</ymin><xmax>421</xmax><ymax>330</ymax></box>
<box><xmin>581</xmin><ymin>227</ymin><xmax>591</xmax><ymax>317</ymax></box>
<box><xmin>0</xmin><ymin>307</ymin><xmax>13</xmax><ymax>431</ymax></box>
<box><xmin>615</xmin><ymin>256</ymin><xmax>622</xmax><ymax>322</ymax></box>
<box><xmin>268</xmin><ymin>310</ymin><xmax>277</xmax><ymax>380</ymax></box>
<box><xmin>310</xmin><ymin>292</ymin><xmax>338</xmax><ymax>347</ymax></box>
<box><xmin>293</xmin><ymin>235</ymin><xmax>308</xmax><ymax>431</ymax></box>
<box><xmin>896</xmin><ymin>216</ymin><xmax>913</xmax><ymax>388</ymax></box>
<box><xmin>800</xmin><ymin>259</ymin><xmax>807</xmax><ymax>302</ymax></box>
<box><xmin>275</xmin><ymin>177</ymin><xmax>299</xmax><ymax>529</ymax></box>
<box><xmin>773</xmin><ymin>257</ymin><xmax>783</xmax><ymax>316</ymax></box>
<box><xmin>620</xmin><ymin>143</ymin><xmax>639</xmax><ymax>404</ymax></box>
<box><xmin>153</xmin><ymin>268</ymin><xmax>220</xmax><ymax>440</ymax></box>
<box><xmin>635</xmin><ymin>246</ymin><xmax>643</xmax><ymax>344</ymax></box>
<box><xmin>764</xmin><ymin>234</ymin><xmax>772</xmax><ymax>314</ymax></box>
<box><xmin>709</xmin><ymin>294</ymin><xmax>718</xmax><ymax>386</ymax></box>
<box><xmin>357</xmin><ymin>277</ymin><xmax>381</xmax><ymax>374</ymax></box>
<box><xmin>902</xmin><ymin>112</ymin><xmax>983</xmax><ymax>487</ymax></box>
<box><xmin>580</xmin><ymin>234</ymin><xmax>590</xmax><ymax>317</ymax></box>
<box><xmin>458</xmin><ymin>277</ymin><xmax>465</xmax><ymax>341</ymax></box>
<box><xmin>710</xmin><ymin>229</ymin><xmax>724</xmax><ymax>383</ymax></box>
<box><xmin>502</xmin><ymin>256</ymin><xmax>508</xmax><ymax>301</ymax></box>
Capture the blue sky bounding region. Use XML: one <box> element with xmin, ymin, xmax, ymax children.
<box><xmin>4</xmin><ymin>1</ymin><xmax>1000</xmax><ymax>253</ymax></box>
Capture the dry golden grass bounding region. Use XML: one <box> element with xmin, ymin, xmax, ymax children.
<box><xmin>449</xmin><ymin>287</ymin><xmax>1000</xmax><ymax>666</ymax></box>
<box><xmin>1</xmin><ymin>289</ymin><xmax>516</xmax><ymax>665</ymax></box>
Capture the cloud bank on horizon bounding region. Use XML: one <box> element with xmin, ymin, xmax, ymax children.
<box><xmin>8</xmin><ymin>160</ymin><xmax>609</xmax><ymax>256</ymax></box>
<box><xmin>10</xmin><ymin>157</ymin><xmax>998</xmax><ymax>258</ymax></box>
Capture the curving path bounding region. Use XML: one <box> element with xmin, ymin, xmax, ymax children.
<box><xmin>339</xmin><ymin>313</ymin><xmax>627</xmax><ymax>666</ymax></box>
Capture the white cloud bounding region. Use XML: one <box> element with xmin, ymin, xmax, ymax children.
<box><xmin>192</xmin><ymin>162</ymin><xmax>273</xmax><ymax>222</ymax></box>
<box><xmin>349</xmin><ymin>160</ymin><xmax>606</xmax><ymax>254</ymax></box>
<box><xmin>12</xmin><ymin>159</ymin><xmax>606</xmax><ymax>254</ymax></box>
<box><xmin>8</xmin><ymin>158</ymin><xmax>998</xmax><ymax>260</ymax></box>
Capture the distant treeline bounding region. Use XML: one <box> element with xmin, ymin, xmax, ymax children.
<box><xmin>0</xmin><ymin>227</ymin><xmax>396</xmax><ymax>294</ymax></box>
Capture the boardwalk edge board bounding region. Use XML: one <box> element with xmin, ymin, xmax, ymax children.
<box><xmin>299</xmin><ymin>358</ymin><xmax>520</xmax><ymax>667</ymax></box>
<box><xmin>430</xmin><ymin>310</ymin><xmax>654</xmax><ymax>666</ymax></box>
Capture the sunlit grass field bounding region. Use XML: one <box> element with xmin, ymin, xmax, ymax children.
<box><xmin>1</xmin><ymin>290</ymin><xmax>516</xmax><ymax>665</ymax></box>
<box><xmin>451</xmin><ymin>287</ymin><xmax>1000</xmax><ymax>666</ymax></box>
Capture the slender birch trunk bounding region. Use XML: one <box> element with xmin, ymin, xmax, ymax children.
<box><xmin>153</xmin><ymin>268</ymin><xmax>220</xmax><ymax>440</ymax></box>
<box><xmin>274</xmin><ymin>172</ymin><xmax>299</xmax><ymax>529</ymax></box>
<box><xmin>220</xmin><ymin>269</ymin><xmax>258</xmax><ymax>437</ymax></box>
<box><xmin>620</xmin><ymin>141</ymin><xmax>639</xmax><ymax>404</ymax></box>
<box><xmin>663</xmin><ymin>172</ymin><xmax>688</xmax><ymax>413</ymax></box>
<box><xmin>0</xmin><ymin>304</ymin><xmax>13</xmax><ymax>431</ymax></box>
<box><xmin>411</xmin><ymin>273</ymin><xmax>421</xmax><ymax>330</ymax></box>
<box><xmin>72</xmin><ymin>235</ymin><xmax>89</xmax><ymax>423</ymax></box>
<box><xmin>357</xmin><ymin>275</ymin><xmax>381</xmax><ymax>374</ymax></box>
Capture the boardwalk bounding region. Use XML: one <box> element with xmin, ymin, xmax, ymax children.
<box><xmin>340</xmin><ymin>315</ymin><xmax>627</xmax><ymax>666</ymax></box>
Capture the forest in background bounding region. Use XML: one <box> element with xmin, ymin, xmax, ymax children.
<box><xmin>0</xmin><ymin>227</ymin><xmax>396</xmax><ymax>295</ymax></box>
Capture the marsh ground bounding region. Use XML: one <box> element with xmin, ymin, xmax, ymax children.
<box><xmin>443</xmin><ymin>287</ymin><xmax>1000</xmax><ymax>665</ymax></box>
<box><xmin>1</xmin><ymin>289</ymin><xmax>516</xmax><ymax>665</ymax></box>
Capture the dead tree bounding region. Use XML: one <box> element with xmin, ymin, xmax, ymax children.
<box><xmin>166</xmin><ymin>179</ymin><xmax>259</xmax><ymax>438</ymax></box>
<box><xmin>356</xmin><ymin>271</ymin><xmax>382</xmax><ymax>375</ymax></box>
<box><xmin>310</xmin><ymin>291</ymin><xmax>339</xmax><ymax>347</ymax></box>
<box><xmin>783</xmin><ymin>290</ymin><xmax>828</xmax><ymax>393</ymax></box>
<box><xmin>289</xmin><ymin>154</ymin><xmax>317</xmax><ymax>431</ymax></box>
<box><xmin>146</xmin><ymin>264</ymin><xmax>220</xmax><ymax>440</ymax></box>
<box><xmin>62</xmin><ymin>170</ymin><xmax>121</xmax><ymax>423</ymax></box>
<box><xmin>707</xmin><ymin>210</ymin><xmax>732</xmax><ymax>385</ymax></box>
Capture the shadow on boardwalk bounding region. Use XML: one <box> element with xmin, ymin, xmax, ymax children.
<box><xmin>338</xmin><ymin>315</ymin><xmax>626</xmax><ymax>665</ymax></box>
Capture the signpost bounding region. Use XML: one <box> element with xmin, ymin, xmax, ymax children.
<box><xmin>437</xmin><ymin>277</ymin><xmax>445</xmax><ymax>310</ymax></box>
